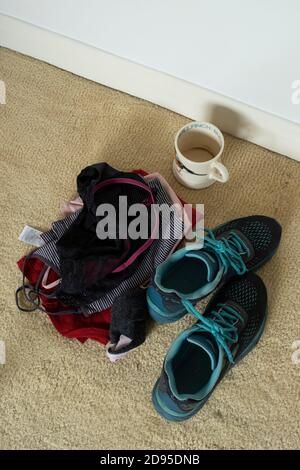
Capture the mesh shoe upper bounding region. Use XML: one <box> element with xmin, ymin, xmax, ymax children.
<box><xmin>206</xmin><ymin>272</ymin><xmax>267</xmax><ymax>357</ymax></box>
<box><xmin>213</xmin><ymin>215</ymin><xmax>281</xmax><ymax>271</ymax></box>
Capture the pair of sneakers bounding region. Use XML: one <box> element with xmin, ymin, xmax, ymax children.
<box><xmin>147</xmin><ymin>215</ymin><xmax>281</xmax><ymax>421</ymax></box>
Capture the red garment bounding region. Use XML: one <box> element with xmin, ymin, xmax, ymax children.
<box><xmin>17</xmin><ymin>257</ymin><xmax>111</xmax><ymax>345</ymax></box>
<box><xmin>17</xmin><ymin>169</ymin><xmax>196</xmax><ymax>347</ymax></box>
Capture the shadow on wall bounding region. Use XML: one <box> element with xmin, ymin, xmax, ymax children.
<box><xmin>206</xmin><ymin>103</ymin><xmax>280</xmax><ymax>152</ymax></box>
<box><xmin>206</xmin><ymin>104</ymin><xmax>255</xmax><ymax>138</ymax></box>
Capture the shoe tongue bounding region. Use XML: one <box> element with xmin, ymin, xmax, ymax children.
<box><xmin>217</xmin><ymin>229</ymin><xmax>254</xmax><ymax>262</ymax></box>
<box><xmin>187</xmin><ymin>334</ymin><xmax>218</xmax><ymax>370</ymax></box>
<box><xmin>222</xmin><ymin>300</ymin><xmax>248</xmax><ymax>334</ymax></box>
<box><xmin>185</xmin><ymin>251</ymin><xmax>219</xmax><ymax>282</ymax></box>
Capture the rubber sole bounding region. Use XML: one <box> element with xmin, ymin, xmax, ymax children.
<box><xmin>152</xmin><ymin>380</ymin><xmax>205</xmax><ymax>422</ymax></box>
<box><xmin>146</xmin><ymin>292</ymin><xmax>186</xmax><ymax>324</ymax></box>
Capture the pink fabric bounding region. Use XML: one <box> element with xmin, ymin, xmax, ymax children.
<box><xmin>145</xmin><ymin>172</ymin><xmax>203</xmax><ymax>249</ymax></box>
<box><xmin>60</xmin><ymin>196</ymin><xmax>84</xmax><ymax>217</ymax></box>
<box><xmin>42</xmin><ymin>266</ymin><xmax>61</xmax><ymax>290</ymax></box>
<box><xmin>92</xmin><ymin>177</ymin><xmax>155</xmax><ymax>200</ymax></box>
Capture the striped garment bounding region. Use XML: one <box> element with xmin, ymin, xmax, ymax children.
<box><xmin>34</xmin><ymin>177</ymin><xmax>185</xmax><ymax>314</ymax></box>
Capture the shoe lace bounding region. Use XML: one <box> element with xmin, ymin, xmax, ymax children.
<box><xmin>182</xmin><ymin>300</ymin><xmax>245</xmax><ymax>363</ymax></box>
<box><xmin>200</xmin><ymin>229</ymin><xmax>250</xmax><ymax>275</ymax></box>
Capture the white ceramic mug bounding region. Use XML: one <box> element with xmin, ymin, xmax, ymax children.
<box><xmin>173</xmin><ymin>122</ymin><xmax>229</xmax><ymax>189</ymax></box>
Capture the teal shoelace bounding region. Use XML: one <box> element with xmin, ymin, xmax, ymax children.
<box><xmin>182</xmin><ymin>300</ymin><xmax>245</xmax><ymax>363</ymax></box>
<box><xmin>200</xmin><ymin>229</ymin><xmax>250</xmax><ymax>275</ymax></box>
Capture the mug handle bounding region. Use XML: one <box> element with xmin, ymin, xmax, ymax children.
<box><xmin>209</xmin><ymin>161</ymin><xmax>229</xmax><ymax>183</ymax></box>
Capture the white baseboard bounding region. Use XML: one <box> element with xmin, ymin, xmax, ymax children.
<box><xmin>1</xmin><ymin>13</ymin><xmax>300</xmax><ymax>162</ymax></box>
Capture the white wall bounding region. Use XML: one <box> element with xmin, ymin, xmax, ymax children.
<box><xmin>1</xmin><ymin>0</ymin><xmax>300</xmax><ymax>125</ymax></box>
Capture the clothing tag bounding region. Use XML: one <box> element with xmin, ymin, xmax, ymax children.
<box><xmin>18</xmin><ymin>225</ymin><xmax>44</xmax><ymax>247</ymax></box>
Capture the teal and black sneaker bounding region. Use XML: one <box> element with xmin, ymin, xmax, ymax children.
<box><xmin>147</xmin><ymin>215</ymin><xmax>281</xmax><ymax>323</ymax></box>
<box><xmin>152</xmin><ymin>272</ymin><xmax>267</xmax><ymax>422</ymax></box>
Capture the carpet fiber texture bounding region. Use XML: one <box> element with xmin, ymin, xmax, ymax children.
<box><xmin>0</xmin><ymin>48</ymin><xmax>300</xmax><ymax>450</ymax></box>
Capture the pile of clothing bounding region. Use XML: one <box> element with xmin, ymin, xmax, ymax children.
<box><xmin>16</xmin><ymin>162</ymin><xmax>197</xmax><ymax>361</ymax></box>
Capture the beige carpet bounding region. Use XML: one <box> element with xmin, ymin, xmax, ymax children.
<box><xmin>0</xmin><ymin>47</ymin><xmax>300</xmax><ymax>450</ymax></box>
